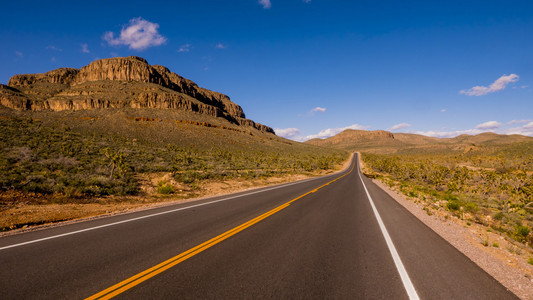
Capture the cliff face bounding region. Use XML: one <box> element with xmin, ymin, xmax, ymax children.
<box><xmin>3</xmin><ymin>56</ymin><xmax>272</xmax><ymax>133</ymax></box>
<box><xmin>9</xmin><ymin>68</ymin><xmax>79</xmax><ymax>86</ymax></box>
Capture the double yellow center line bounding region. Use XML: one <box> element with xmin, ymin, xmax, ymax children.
<box><xmin>87</xmin><ymin>158</ymin><xmax>355</xmax><ymax>299</ymax></box>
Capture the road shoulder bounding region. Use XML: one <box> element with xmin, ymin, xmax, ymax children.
<box><xmin>371</xmin><ymin>177</ymin><xmax>533</xmax><ymax>299</ymax></box>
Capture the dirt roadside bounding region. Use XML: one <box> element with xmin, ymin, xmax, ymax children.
<box><xmin>0</xmin><ymin>154</ymin><xmax>354</xmax><ymax>237</ymax></box>
<box><xmin>364</xmin><ymin>165</ymin><xmax>533</xmax><ymax>299</ymax></box>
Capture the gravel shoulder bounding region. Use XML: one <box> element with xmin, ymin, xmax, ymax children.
<box><xmin>371</xmin><ymin>178</ymin><xmax>533</xmax><ymax>299</ymax></box>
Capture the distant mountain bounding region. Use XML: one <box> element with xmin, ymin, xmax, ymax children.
<box><xmin>0</xmin><ymin>56</ymin><xmax>272</xmax><ymax>133</ymax></box>
<box><xmin>444</xmin><ymin>132</ymin><xmax>533</xmax><ymax>145</ymax></box>
<box><xmin>305</xmin><ymin>129</ymin><xmax>533</xmax><ymax>153</ymax></box>
<box><xmin>306</xmin><ymin>130</ymin><xmax>400</xmax><ymax>150</ymax></box>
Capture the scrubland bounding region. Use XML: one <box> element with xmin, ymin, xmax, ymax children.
<box><xmin>362</xmin><ymin>143</ymin><xmax>533</xmax><ymax>248</ymax></box>
<box><xmin>0</xmin><ymin>110</ymin><xmax>347</xmax><ymax>231</ymax></box>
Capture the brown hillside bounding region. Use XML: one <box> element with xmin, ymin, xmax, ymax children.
<box><xmin>306</xmin><ymin>129</ymin><xmax>402</xmax><ymax>152</ymax></box>
<box><xmin>393</xmin><ymin>133</ymin><xmax>443</xmax><ymax>145</ymax></box>
<box><xmin>305</xmin><ymin>129</ymin><xmax>533</xmax><ymax>153</ymax></box>
<box><xmin>447</xmin><ymin>132</ymin><xmax>533</xmax><ymax>145</ymax></box>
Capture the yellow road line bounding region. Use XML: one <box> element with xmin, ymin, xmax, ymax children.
<box><xmin>86</xmin><ymin>157</ymin><xmax>355</xmax><ymax>300</ymax></box>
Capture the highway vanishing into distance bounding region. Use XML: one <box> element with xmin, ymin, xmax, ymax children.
<box><xmin>0</xmin><ymin>154</ymin><xmax>518</xmax><ymax>299</ymax></box>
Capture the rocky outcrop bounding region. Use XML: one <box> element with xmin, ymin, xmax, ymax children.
<box><xmin>237</xmin><ymin>118</ymin><xmax>275</xmax><ymax>134</ymax></box>
<box><xmin>0</xmin><ymin>84</ymin><xmax>30</xmax><ymax>110</ymax></box>
<box><xmin>9</xmin><ymin>68</ymin><xmax>79</xmax><ymax>86</ymax></box>
<box><xmin>74</xmin><ymin>56</ymin><xmax>151</xmax><ymax>83</ymax></box>
<box><xmin>132</xmin><ymin>92</ymin><xmax>224</xmax><ymax>117</ymax></box>
<box><xmin>73</xmin><ymin>56</ymin><xmax>245</xmax><ymax>119</ymax></box>
<box><xmin>3</xmin><ymin>56</ymin><xmax>272</xmax><ymax>133</ymax></box>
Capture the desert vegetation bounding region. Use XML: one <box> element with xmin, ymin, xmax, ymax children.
<box><xmin>0</xmin><ymin>116</ymin><xmax>346</xmax><ymax>197</ymax></box>
<box><xmin>0</xmin><ymin>55</ymin><xmax>352</xmax><ymax>231</ymax></box>
<box><xmin>362</xmin><ymin>143</ymin><xmax>533</xmax><ymax>247</ymax></box>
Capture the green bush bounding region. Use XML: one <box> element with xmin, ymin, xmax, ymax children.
<box><xmin>494</xmin><ymin>212</ymin><xmax>505</xmax><ymax>220</ymax></box>
<box><xmin>464</xmin><ymin>202</ymin><xmax>479</xmax><ymax>213</ymax></box>
<box><xmin>157</xmin><ymin>181</ymin><xmax>174</xmax><ymax>194</ymax></box>
<box><xmin>516</xmin><ymin>225</ymin><xmax>530</xmax><ymax>238</ymax></box>
<box><xmin>447</xmin><ymin>201</ymin><xmax>461</xmax><ymax>211</ymax></box>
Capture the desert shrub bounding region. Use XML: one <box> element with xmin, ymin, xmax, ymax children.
<box><xmin>157</xmin><ymin>181</ymin><xmax>174</xmax><ymax>194</ymax></box>
<box><xmin>516</xmin><ymin>225</ymin><xmax>530</xmax><ymax>239</ymax></box>
<box><xmin>493</xmin><ymin>212</ymin><xmax>505</xmax><ymax>220</ymax></box>
<box><xmin>446</xmin><ymin>201</ymin><xmax>460</xmax><ymax>211</ymax></box>
<box><xmin>464</xmin><ymin>202</ymin><xmax>479</xmax><ymax>213</ymax></box>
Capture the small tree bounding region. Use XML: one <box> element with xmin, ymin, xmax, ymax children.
<box><xmin>103</xmin><ymin>147</ymin><xmax>126</xmax><ymax>178</ymax></box>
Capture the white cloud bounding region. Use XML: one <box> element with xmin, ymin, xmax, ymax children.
<box><xmin>523</xmin><ymin>122</ymin><xmax>533</xmax><ymax>129</ymax></box>
<box><xmin>215</xmin><ymin>43</ymin><xmax>227</xmax><ymax>49</ymax></box>
<box><xmin>258</xmin><ymin>0</ymin><xmax>271</xmax><ymax>9</ymax></box>
<box><xmin>81</xmin><ymin>43</ymin><xmax>90</xmax><ymax>53</ymax></box>
<box><xmin>305</xmin><ymin>123</ymin><xmax>370</xmax><ymax>140</ymax></box>
<box><xmin>411</xmin><ymin>119</ymin><xmax>533</xmax><ymax>138</ymax></box>
<box><xmin>258</xmin><ymin>0</ymin><xmax>272</xmax><ymax>9</ymax></box>
<box><xmin>178</xmin><ymin>43</ymin><xmax>191</xmax><ymax>52</ymax></box>
<box><xmin>508</xmin><ymin>119</ymin><xmax>532</xmax><ymax>125</ymax></box>
<box><xmin>46</xmin><ymin>45</ymin><xmax>62</xmax><ymax>52</ymax></box>
<box><xmin>460</xmin><ymin>74</ymin><xmax>519</xmax><ymax>96</ymax></box>
<box><xmin>15</xmin><ymin>51</ymin><xmax>23</xmax><ymax>58</ymax></box>
<box><xmin>475</xmin><ymin>121</ymin><xmax>501</xmax><ymax>131</ymax></box>
<box><xmin>389</xmin><ymin>123</ymin><xmax>411</xmax><ymax>131</ymax></box>
<box><xmin>311</xmin><ymin>107</ymin><xmax>326</xmax><ymax>113</ymax></box>
<box><xmin>310</xmin><ymin>107</ymin><xmax>326</xmax><ymax>114</ymax></box>
<box><xmin>503</xmin><ymin>122</ymin><xmax>533</xmax><ymax>136</ymax></box>
<box><xmin>411</xmin><ymin>129</ymin><xmax>483</xmax><ymax>138</ymax></box>
<box><xmin>440</xmin><ymin>109</ymin><xmax>447</xmax><ymax>113</ymax></box>
<box><xmin>301</xmin><ymin>106</ymin><xmax>326</xmax><ymax>117</ymax></box>
<box><xmin>275</xmin><ymin>128</ymin><xmax>301</xmax><ymax>138</ymax></box>
<box><xmin>103</xmin><ymin>17</ymin><xmax>167</xmax><ymax>50</ymax></box>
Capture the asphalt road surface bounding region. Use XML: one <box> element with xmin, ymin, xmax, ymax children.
<box><xmin>0</xmin><ymin>154</ymin><xmax>518</xmax><ymax>299</ymax></box>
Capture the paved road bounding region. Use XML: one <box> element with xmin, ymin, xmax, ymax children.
<box><xmin>0</xmin><ymin>154</ymin><xmax>518</xmax><ymax>299</ymax></box>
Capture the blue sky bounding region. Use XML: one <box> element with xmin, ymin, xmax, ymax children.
<box><xmin>1</xmin><ymin>0</ymin><xmax>532</xmax><ymax>140</ymax></box>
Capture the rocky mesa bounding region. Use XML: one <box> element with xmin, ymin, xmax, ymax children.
<box><xmin>1</xmin><ymin>56</ymin><xmax>273</xmax><ymax>133</ymax></box>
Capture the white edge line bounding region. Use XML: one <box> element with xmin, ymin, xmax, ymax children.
<box><xmin>0</xmin><ymin>161</ymin><xmax>350</xmax><ymax>251</ymax></box>
<box><xmin>358</xmin><ymin>161</ymin><xmax>420</xmax><ymax>300</ymax></box>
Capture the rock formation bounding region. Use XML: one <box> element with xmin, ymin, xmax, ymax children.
<box><xmin>2</xmin><ymin>56</ymin><xmax>273</xmax><ymax>133</ymax></box>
